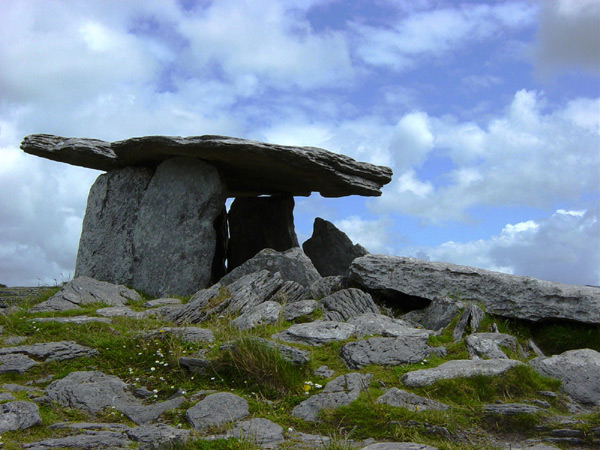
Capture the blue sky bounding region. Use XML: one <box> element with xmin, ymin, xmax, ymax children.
<box><xmin>0</xmin><ymin>0</ymin><xmax>598</xmax><ymax>287</ymax></box>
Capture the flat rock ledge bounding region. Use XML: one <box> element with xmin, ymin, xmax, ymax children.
<box><xmin>349</xmin><ymin>255</ymin><xmax>600</xmax><ymax>324</ymax></box>
<box><xmin>401</xmin><ymin>359</ymin><xmax>523</xmax><ymax>387</ymax></box>
<box><xmin>21</xmin><ymin>134</ymin><xmax>393</xmax><ymax>198</ymax></box>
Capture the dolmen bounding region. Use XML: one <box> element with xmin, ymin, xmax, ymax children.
<box><xmin>21</xmin><ymin>134</ymin><xmax>392</xmax><ymax>297</ymax></box>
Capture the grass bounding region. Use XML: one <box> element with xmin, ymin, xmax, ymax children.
<box><xmin>0</xmin><ymin>289</ymin><xmax>598</xmax><ymax>450</ymax></box>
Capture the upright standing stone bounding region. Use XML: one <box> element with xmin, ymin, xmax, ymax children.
<box><xmin>303</xmin><ymin>218</ymin><xmax>368</xmax><ymax>277</ymax></box>
<box><xmin>227</xmin><ymin>195</ymin><xmax>299</xmax><ymax>271</ymax></box>
<box><xmin>132</xmin><ymin>157</ymin><xmax>226</xmax><ymax>297</ymax></box>
<box><xmin>74</xmin><ymin>166</ymin><xmax>154</xmax><ymax>285</ymax></box>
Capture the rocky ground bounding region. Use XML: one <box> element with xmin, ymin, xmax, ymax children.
<box><xmin>0</xmin><ymin>260</ymin><xmax>599</xmax><ymax>449</ymax></box>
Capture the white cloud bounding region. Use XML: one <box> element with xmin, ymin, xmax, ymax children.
<box><xmin>410</xmin><ymin>207</ymin><xmax>600</xmax><ymax>286</ymax></box>
<box><xmin>353</xmin><ymin>2</ymin><xmax>536</xmax><ymax>70</ymax></box>
<box><xmin>533</xmin><ymin>0</ymin><xmax>600</xmax><ymax>76</ymax></box>
<box><xmin>333</xmin><ymin>216</ymin><xmax>395</xmax><ymax>255</ymax></box>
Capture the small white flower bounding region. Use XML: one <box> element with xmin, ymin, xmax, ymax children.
<box><xmin>150</xmin><ymin>367</ymin><xmax>156</xmax><ymax>371</ymax></box>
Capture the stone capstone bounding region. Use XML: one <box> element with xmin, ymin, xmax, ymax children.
<box><xmin>303</xmin><ymin>218</ymin><xmax>368</xmax><ymax>277</ymax></box>
<box><xmin>401</xmin><ymin>359</ymin><xmax>524</xmax><ymax>387</ymax></box>
<box><xmin>29</xmin><ymin>277</ymin><xmax>140</xmax><ymax>313</ymax></box>
<box><xmin>349</xmin><ymin>255</ymin><xmax>600</xmax><ymax>324</ymax></box>
<box><xmin>529</xmin><ymin>349</ymin><xmax>600</xmax><ymax>405</ymax></box>
<box><xmin>0</xmin><ymin>401</ymin><xmax>42</xmax><ymax>433</ymax></box>
<box><xmin>21</xmin><ymin>134</ymin><xmax>393</xmax><ymax>198</ymax></box>
<box><xmin>340</xmin><ymin>336</ymin><xmax>432</xmax><ymax>369</ymax></box>
<box><xmin>376</xmin><ymin>387</ymin><xmax>449</xmax><ymax>412</ymax></box>
<box><xmin>185</xmin><ymin>392</ymin><xmax>249</xmax><ymax>431</ymax></box>
<box><xmin>320</xmin><ymin>288</ymin><xmax>379</xmax><ymax>321</ymax></box>
<box><xmin>227</xmin><ymin>195</ymin><xmax>299</xmax><ymax>271</ymax></box>
<box><xmin>291</xmin><ymin>373</ymin><xmax>372</xmax><ymax>422</ymax></box>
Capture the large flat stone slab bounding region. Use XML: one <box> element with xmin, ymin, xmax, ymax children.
<box><xmin>349</xmin><ymin>255</ymin><xmax>600</xmax><ymax>324</ymax></box>
<box><xmin>21</xmin><ymin>134</ymin><xmax>392</xmax><ymax>197</ymax></box>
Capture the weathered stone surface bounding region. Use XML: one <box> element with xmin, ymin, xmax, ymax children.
<box><xmin>29</xmin><ymin>316</ymin><xmax>112</xmax><ymax>325</ymax></box>
<box><xmin>349</xmin><ymin>255</ymin><xmax>600</xmax><ymax>324</ymax></box>
<box><xmin>167</xmin><ymin>270</ymin><xmax>285</xmax><ymax>324</ymax></box>
<box><xmin>483</xmin><ymin>403</ymin><xmax>543</xmax><ymax>415</ymax></box>
<box><xmin>227</xmin><ymin>195</ymin><xmax>299</xmax><ymax>271</ymax></box>
<box><xmin>283</xmin><ymin>299</ymin><xmax>318</xmax><ymax>321</ymax></box>
<box><xmin>0</xmin><ymin>354</ymin><xmax>38</xmax><ymax>374</ymax></box>
<box><xmin>348</xmin><ymin>313</ymin><xmax>431</xmax><ymax>339</ymax></box>
<box><xmin>272</xmin><ymin>320</ymin><xmax>356</xmax><ymax>346</ymax></box>
<box><xmin>21</xmin><ymin>134</ymin><xmax>393</xmax><ymax>198</ymax></box>
<box><xmin>227</xmin><ymin>418</ymin><xmax>285</xmax><ymax>447</ymax></box>
<box><xmin>186</xmin><ymin>392</ymin><xmax>249</xmax><ymax>431</ymax></box>
<box><xmin>118</xmin><ymin>396</ymin><xmax>186</xmax><ymax>425</ymax></box>
<box><xmin>465</xmin><ymin>333</ymin><xmax>518</xmax><ymax>359</ymax></box>
<box><xmin>0</xmin><ymin>341</ymin><xmax>98</xmax><ymax>362</ymax></box>
<box><xmin>402</xmin><ymin>359</ymin><xmax>523</xmax><ymax>387</ymax></box>
<box><xmin>30</xmin><ymin>277</ymin><xmax>140</xmax><ymax>313</ymax></box>
<box><xmin>143</xmin><ymin>327</ymin><xmax>215</xmax><ymax>343</ymax></box>
<box><xmin>74</xmin><ymin>166</ymin><xmax>153</xmax><ymax>285</ymax></box>
<box><xmin>132</xmin><ymin>157</ymin><xmax>227</xmax><ymax>297</ymax></box>
<box><xmin>529</xmin><ymin>349</ymin><xmax>600</xmax><ymax>405</ymax></box>
<box><xmin>232</xmin><ymin>301</ymin><xmax>282</xmax><ymax>330</ymax></box>
<box><xmin>127</xmin><ymin>423</ymin><xmax>191</xmax><ymax>445</ymax></box>
<box><xmin>303</xmin><ymin>218</ymin><xmax>368</xmax><ymax>277</ymax></box>
<box><xmin>23</xmin><ymin>431</ymin><xmax>133</xmax><ymax>449</ymax></box>
<box><xmin>361</xmin><ymin>444</ymin><xmax>439</xmax><ymax>450</ymax></box>
<box><xmin>0</xmin><ymin>401</ymin><xmax>42</xmax><ymax>433</ymax></box>
<box><xmin>221</xmin><ymin>247</ymin><xmax>321</xmax><ymax>288</ymax></box>
<box><xmin>452</xmin><ymin>303</ymin><xmax>485</xmax><ymax>341</ymax></box>
<box><xmin>178</xmin><ymin>357</ymin><xmax>212</xmax><ymax>374</ymax></box>
<box><xmin>292</xmin><ymin>373</ymin><xmax>372</xmax><ymax>422</ymax></box>
<box><xmin>310</xmin><ymin>275</ymin><xmax>346</xmax><ymax>299</ymax></box>
<box><xmin>340</xmin><ymin>336</ymin><xmax>431</xmax><ymax>369</ymax></box>
<box><xmin>320</xmin><ymin>288</ymin><xmax>379</xmax><ymax>321</ymax></box>
<box><xmin>376</xmin><ymin>388</ymin><xmax>449</xmax><ymax>412</ymax></box>
<box><xmin>141</xmin><ymin>298</ymin><xmax>182</xmax><ymax>308</ymax></box>
<box><xmin>96</xmin><ymin>306</ymin><xmax>146</xmax><ymax>319</ymax></box>
<box><xmin>402</xmin><ymin>297</ymin><xmax>463</xmax><ymax>331</ymax></box>
<box><xmin>0</xmin><ymin>392</ymin><xmax>15</xmax><ymax>401</ymax></box>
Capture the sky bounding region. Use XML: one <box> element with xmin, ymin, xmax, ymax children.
<box><xmin>0</xmin><ymin>0</ymin><xmax>599</xmax><ymax>288</ymax></box>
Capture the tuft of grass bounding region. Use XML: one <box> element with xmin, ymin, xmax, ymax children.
<box><xmin>155</xmin><ymin>437</ymin><xmax>263</xmax><ymax>449</ymax></box>
<box><xmin>211</xmin><ymin>337</ymin><xmax>309</xmax><ymax>398</ymax></box>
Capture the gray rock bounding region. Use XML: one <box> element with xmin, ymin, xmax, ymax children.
<box><xmin>2</xmin><ymin>336</ymin><xmax>27</xmax><ymax>345</ymax></box>
<box><xmin>127</xmin><ymin>423</ymin><xmax>190</xmax><ymax>445</ymax></box>
<box><xmin>21</xmin><ymin>134</ymin><xmax>393</xmax><ymax>198</ymax></box>
<box><xmin>340</xmin><ymin>336</ymin><xmax>431</xmax><ymax>369</ymax></box>
<box><xmin>95</xmin><ymin>306</ymin><xmax>147</xmax><ymax>319</ymax></box>
<box><xmin>144</xmin><ymin>327</ymin><xmax>215</xmax><ymax>343</ymax></box>
<box><xmin>283</xmin><ymin>299</ymin><xmax>318</xmax><ymax>321</ymax></box>
<box><xmin>186</xmin><ymin>392</ymin><xmax>249</xmax><ymax>431</ymax></box>
<box><xmin>167</xmin><ymin>270</ymin><xmax>285</xmax><ymax>324</ymax></box>
<box><xmin>221</xmin><ymin>247</ymin><xmax>321</xmax><ymax>288</ymax></box>
<box><xmin>232</xmin><ymin>301</ymin><xmax>282</xmax><ymax>330</ymax></box>
<box><xmin>0</xmin><ymin>354</ymin><xmax>38</xmax><ymax>374</ymax></box>
<box><xmin>273</xmin><ymin>280</ymin><xmax>312</xmax><ymax>303</ymax></box>
<box><xmin>0</xmin><ymin>341</ymin><xmax>98</xmax><ymax>362</ymax></box>
<box><xmin>348</xmin><ymin>313</ymin><xmax>431</xmax><ymax>339</ymax></box>
<box><xmin>320</xmin><ymin>288</ymin><xmax>379</xmax><ymax>321</ymax></box>
<box><xmin>0</xmin><ymin>392</ymin><xmax>15</xmax><ymax>401</ymax></box>
<box><xmin>118</xmin><ymin>396</ymin><xmax>186</xmax><ymax>425</ymax></box>
<box><xmin>303</xmin><ymin>218</ymin><xmax>368</xmax><ymax>277</ymax></box>
<box><xmin>178</xmin><ymin>357</ymin><xmax>212</xmax><ymax>374</ymax></box>
<box><xmin>227</xmin><ymin>195</ymin><xmax>299</xmax><ymax>271</ymax></box>
<box><xmin>465</xmin><ymin>333</ymin><xmax>518</xmax><ymax>359</ymax></box>
<box><xmin>141</xmin><ymin>298</ymin><xmax>182</xmax><ymax>308</ymax></box>
<box><xmin>30</xmin><ymin>277</ymin><xmax>140</xmax><ymax>313</ymax></box>
<box><xmin>361</xmin><ymin>444</ymin><xmax>439</xmax><ymax>450</ymax></box>
<box><xmin>1</xmin><ymin>384</ymin><xmax>40</xmax><ymax>393</ymax></box>
<box><xmin>452</xmin><ymin>303</ymin><xmax>485</xmax><ymax>341</ymax></box>
<box><xmin>483</xmin><ymin>403</ymin><xmax>543</xmax><ymax>415</ymax></box>
<box><xmin>132</xmin><ymin>157</ymin><xmax>227</xmax><ymax>297</ymax></box>
<box><xmin>74</xmin><ymin>166</ymin><xmax>153</xmax><ymax>286</ymax></box>
<box><xmin>402</xmin><ymin>359</ymin><xmax>524</xmax><ymax>387</ymax></box>
<box><xmin>292</xmin><ymin>373</ymin><xmax>372</xmax><ymax>422</ymax></box>
<box><xmin>23</xmin><ymin>431</ymin><xmax>133</xmax><ymax>449</ymax></box>
<box><xmin>402</xmin><ymin>297</ymin><xmax>463</xmax><ymax>331</ymax></box>
<box><xmin>222</xmin><ymin>338</ymin><xmax>310</xmax><ymax>365</ymax></box>
<box><xmin>376</xmin><ymin>387</ymin><xmax>449</xmax><ymax>411</ymax></box>
<box><xmin>0</xmin><ymin>401</ymin><xmax>42</xmax><ymax>433</ymax></box>
<box><xmin>314</xmin><ymin>366</ymin><xmax>335</xmax><ymax>378</ymax></box>
<box><xmin>309</xmin><ymin>275</ymin><xmax>347</xmax><ymax>299</ymax></box>
<box><xmin>349</xmin><ymin>255</ymin><xmax>600</xmax><ymax>324</ymax></box>
<box><xmin>529</xmin><ymin>349</ymin><xmax>600</xmax><ymax>405</ymax></box>
<box><xmin>28</xmin><ymin>316</ymin><xmax>112</xmax><ymax>325</ymax></box>
<box><xmin>272</xmin><ymin>320</ymin><xmax>356</xmax><ymax>346</ymax></box>
<box><xmin>47</xmin><ymin>421</ymin><xmax>130</xmax><ymax>432</ymax></box>
<box><xmin>227</xmin><ymin>418</ymin><xmax>285</xmax><ymax>447</ymax></box>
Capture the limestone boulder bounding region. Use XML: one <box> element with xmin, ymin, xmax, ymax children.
<box><xmin>529</xmin><ymin>349</ymin><xmax>600</xmax><ymax>405</ymax></box>
<box><xmin>349</xmin><ymin>255</ymin><xmax>600</xmax><ymax>324</ymax></box>
<box><xmin>376</xmin><ymin>388</ymin><xmax>449</xmax><ymax>412</ymax></box>
<box><xmin>340</xmin><ymin>336</ymin><xmax>431</xmax><ymax>369</ymax></box>
<box><xmin>272</xmin><ymin>320</ymin><xmax>356</xmax><ymax>346</ymax></box>
<box><xmin>0</xmin><ymin>401</ymin><xmax>42</xmax><ymax>433</ymax></box>
<box><xmin>226</xmin><ymin>418</ymin><xmax>285</xmax><ymax>447</ymax></box>
<box><xmin>186</xmin><ymin>392</ymin><xmax>249</xmax><ymax>431</ymax></box>
<box><xmin>303</xmin><ymin>218</ymin><xmax>368</xmax><ymax>277</ymax></box>
<box><xmin>320</xmin><ymin>288</ymin><xmax>379</xmax><ymax>321</ymax></box>
<box><xmin>227</xmin><ymin>195</ymin><xmax>299</xmax><ymax>271</ymax></box>
<box><xmin>21</xmin><ymin>134</ymin><xmax>393</xmax><ymax>198</ymax></box>
<box><xmin>465</xmin><ymin>333</ymin><xmax>519</xmax><ymax>359</ymax></box>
